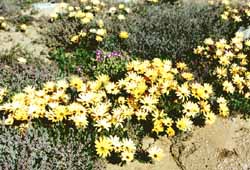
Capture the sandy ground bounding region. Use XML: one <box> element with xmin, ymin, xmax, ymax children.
<box><xmin>107</xmin><ymin>116</ymin><xmax>250</xmax><ymax>170</ymax></box>
<box><xmin>0</xmin><ymin>25</ymin><xmax>49</xmax><ymax>60</ymax></box>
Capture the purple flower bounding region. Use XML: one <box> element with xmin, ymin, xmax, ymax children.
<box><xmin>96</xmin><ymin>50</ymin><xmax>102</xmax><ymax>55</ymax></box>
<box><xmin>96</xmin><ymin>55</ymin><xmax>102</xmax><ymax>62</ymax></box>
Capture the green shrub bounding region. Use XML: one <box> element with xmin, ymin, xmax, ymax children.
<box><xmin>0</xmin><ymin>123</ymin><xmax>105</xmax><ymax>170</ymax></box>
<box><xmin>49</xmin><ymin>48</ymin><xmax>95</xmax><ymax>78</ymax></box>
<box><xmin>103</xmin><ymin>2</ymin><xmax>238</xmax><ymax>61</ymax></box>
<box><xmin>50</xmin><ymin>48</ymin><xmax>130</xmax><ymax>81</ymax></box>
<box><xmin>0</xmin><ymin>46</ymin><xmax>61</xmax><ymax>94</ymax></box>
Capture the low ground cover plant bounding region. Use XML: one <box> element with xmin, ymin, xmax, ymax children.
<box><xmin>194</xmin><ymin>32</ymin><xmax>250</xmax><ymax>115</ymax></box>
<box><xmin>0</xmin><ymin>0</ymin><xmax>250</xmax><ymax>169</ymax></box>
<box><xmin>0</xmin><ymin>124</ymin><xmax>105</xmax><ymax>170</ymax></box>
<box><xmin>0</xmin><ymin>41</ymin><xmax>249</xmax><ymax>162</ymax></box>
<box><xmin>0</xmin><ymin>46</ymin><xmax>61</xmax><ymax>94</ymax></box>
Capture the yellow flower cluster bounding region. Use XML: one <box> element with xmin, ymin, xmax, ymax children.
<box><xmin>52</xmin><ymin>0</ymin><xmax>131</xmax><ymax>43</ymax></box>
<box><xmin>217</xmin><ymin>0</ymin><xmax>250</xmax><ymax>22</ymax></box>
<box><xmin>20</xmin><ymin>24</ymin><xmax>28</xmax><ymax>32</ymax></box>
<box><xmin>0</xmin><ymin>16</ymin><xmax>8</xmax><ymax>30</ymax></box>
<box><xmin>95</xmin><ymin>135</ymin><xmax>164</xmax><ymax>162</ymax></box>
<box><xmin>0</xmin><ymin>58</ymin><xmax>220</xmax><ymax>161</ymax></box>
<box><xmin>194</xmin><ymin>32</ymin><xmax>250</xmax><ymax>100</ymax></box>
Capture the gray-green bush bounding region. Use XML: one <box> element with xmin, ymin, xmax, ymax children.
<box><xmin>103</xmin><ymin>2</ymin><xmax>239</xmax><ymax>61</ymax></box>
<box><xmin>0</xmin><ymin>46</ymin><xmax>61</xmax><ymax>94</ymax></box>
<box><xmin>0</xmin><ymin>124</ymin><xmax>106</xmax><ymax>170</ymax></box>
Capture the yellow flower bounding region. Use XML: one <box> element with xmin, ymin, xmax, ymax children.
<box><xmin>208</xmin><ymin>0</ymin><xmax>214</xmax><ymax>5</ymax></box>
<box><xmin>204</xmin><ymin>112</ymin><xmax>216</xmax><ymax>125</ymax></box>
<box><xmin>0</xmin><ymin>16</ymin><xmax>4</xmax><ymax>21</ymax></box>
<box><xmin>71</xmin><ymin>114</ymin><xmax>88</xmax><ymax>128</ymax></box>
<box><xmin>176</xmin><ymin>83</ymin><xmax>190</xmax><ymax>102</ymax></box>
<box><xmin>69</xmin><ymin>76</ymin><xmax>83</xmax><ymax>91</ymax></box>
<box><xmin>85</xmin><ymin>6</ymin><xmax>92</xmax><ymax>10</ymax></box>
<box><xmin>91</xmin><ymin>0</ymin><xmax>100</xmax><ymax>5</ymax></box>
<box><xmin>118</xmin><ymin>14</ymin><xmax>126</xmax><ymax>20</ymax></box>
<box><xmin>148</xmin><ymin>146</ymin><xmax>164</xmax><ymax>161</ymax></box>
<box><xmin>176</xmin><ymin>117</ymin><xmax>192</xmax><ymax>131</ymax></box>
<box><xmin>68</xmin><ymin>11</ymin><xmax>76</xmax><ymax>18</ymax></box>
<box><xmin>233</xmin><ymin>15</ymin><xmax>242</xmax><ymax>22</ymax></box>
<box><xmin>14</xmin><ymin>108</ymin><xmax>29</xmax><ymax>121</ymax></box>
<box><xmin>122</xmin><ymin>138</ymin><xmax>136</xmax><ymax>153</ymax></box>
<box><xmin>194</xmin><ymin>46</ymin><xmax>205</xmax><ymax>54</ymax></box>
<box><xmin>119</xmin><ymin>4</ymin><xmax>125</xmax><ymax>9</ymax></box>
<box><xmin>140</xmin><ymin>95</ymin><xmax>158</xmax><ymax>110</ymax></box>
<box><xmin>135</xmin><ymin>109</ymin><xmax>148</xmax><ymax>120</ymax></box>
<box><xmin>109</xmin><ymin>136</ymin><xmax>122</xmax><ymax>152</ymax></box>
<box><xmin>1</xmin><ymin>22</ymin><xmax>7</xmax><ymax>29</ymax></box>
<box><xmin>176</xmin><ymin>62</ymin><xmax>188</xmax><ymax>71</ymax></box>
<box><xmin>96</xmin><ymin>35</ymin><xmax>103</xmax><ymax>42</ymax></box>
<box><xmin>93</xmin><ymin>6</ymin><xmax>100</xmax><ymax>12</ymax></box>
<box><xmin>121</xmin><ymin>151</ymin><xmax>134</xmax><ymax>162</ymax></box>
<box><xmin>91</xmin><ymin>102</ymin><xmax>111</xmax><ymax>119</ymax></box>
<box><xmin>85</xmin><ymin>12</ymin><xmax>94</xmax><ymax>19</ymax></box>
<box><xmin>96</xmin><ymin>29</ymin><xmax>107</xmax><ymax>36</ymax></box>
<box><xmin>222</xmin><ymin>0</ymin><xmax>230</xmax><ymax>5</ymax></box>
<box><xmin>56</xmin><ymin>79</ymin><xmax>69</xmax><ymax>91</ymax></box>
<box><xmin>222</xmin><ymin>80</ymin><xmax>235</xmax><ymax>94</ymax></box>
<box><xmin>20</xmin><ymin>24</ymin><xmax>27</xmax><ymax>32</ymax></box>
<box><xmin>119</xmin><ymin>31</ymin><xmax>129</xmax><ymax>39</ymax></box>
<box><xmin>246</xmin><ymin>40</ymin><xmax>250</xmax><ymax>46</ymax></box>
<box><xmin>221</xmin><ymin>14</ymin><xmax>228</xmax><ymax>20</ymax></box>
<box><xmin>75</xmin><ymin>10</ymin><xmax>85</xmax><ymax>18</ymax></box>
<box><xmin>182</xmin><ymin>101</ymin><xmax>200</xmax><ymax>118</ymax></box>
<box><xmin>70</xmin><ymin>35</ymin><xmax>79</xmax><ymax>43</ymax></box>
<box><xmin>95</xmin><ymin>118</ymin><xmax>112</xmax><ymax>132</ymax></box>
<box><xmin>166</xmin><ymin>127</ymin><xmax>175</xmax><ymax>137</ymax></box>
<box><xmin>105</xmin><ymin>82</ymin><xmax>120</xmax><ymax>95</ymax></box>
<box><xmin>79</xmin><ymin>31</ymin><xmax>87</xmax><ymax>37</ymax></box>
<box><xmin>215</xmin><ymin>66</ymin><xmax>227</xmax><ymax>78</ymax></box>
<box><xmin>97</xmin><ymin>19</ymin><xmax>104</xmax><ymax>28</ymax></box>
<box><xmin>81</xmin><ymin>17</ymin><xmax>91</xmax><ymax>24</ymax></box>
<box><xmin>199</xmin><ymin>101</ymin><xmax>211</xmax><ymax>114</ymax></box>
<box><xmin>109</xmin><ymin>7</ymin><xmax>117</xmax><ymax>13</ymax></box>
<box><xmin>181</xmin><ymin>72</ymin><xmax>194</xmax><ymax>81</ymax></box>
<box><xmin>95</xmin><ymin>136</ymin><xmax>112</xmax><ymax>158</ymax></box>
<box><xmin>152</xmin><ymin>120</ymin><xmax>164</xmax><ymax>134</ymax></box>
<box><xmin>204</xmin><ymin>38</ymin><xmax>214</xmax><ymax>45</ymax></box>
<box><xmin>50</xmin><ymin>13</ymin><xmax>58</xmax><ymax>21</ymax></box>
<box><xmin>219</xmin><ymin>103</ymin><xmax>229</xmax><ymax>117</ymax></box>
<box><xmin>68</xmin><ymin>6</ymin><xmax>74</xmax><ymax>11</ymax></box>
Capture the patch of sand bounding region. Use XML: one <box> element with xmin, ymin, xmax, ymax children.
<box><xmin>0</xmin><ymin>25</ymin><xmax>49</xmax><ymax>60</ymax></box>
<box><xmin>106</xmin><ymin>116</ymin><xmax>250</xmax><ymax>170</ymax></box>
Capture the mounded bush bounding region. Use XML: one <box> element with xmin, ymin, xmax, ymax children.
<box><xmin>103</xmin><ymin>1</ymin><xmax>239</xmax><ymax>61</ymax></box>
<box><xmin>0</xmin><ymin>124</ymin><xmax>105</xmax><ymax>170</ymax></box>
<box><xmin>0</xmin><ymin>46</ymin><xmax>61</xmax><ymax>94</ymax></box>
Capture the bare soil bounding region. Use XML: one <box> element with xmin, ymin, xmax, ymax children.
<box><xmin>107</xmin><ymin>116</ymin><xmax>250</xmax><ymax>170</ymax></box>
